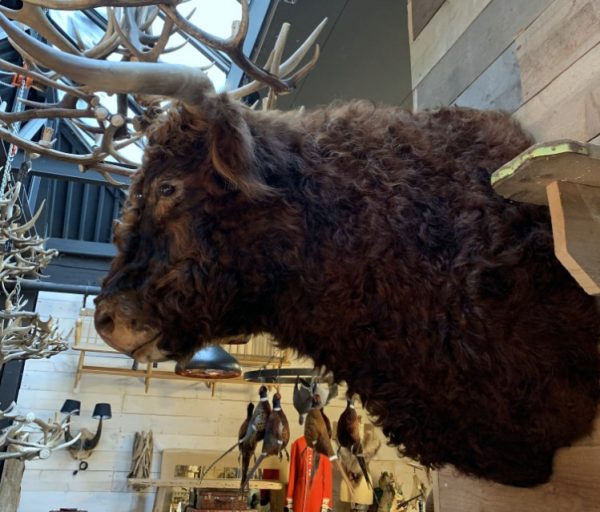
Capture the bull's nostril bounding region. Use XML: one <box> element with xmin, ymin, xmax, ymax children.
<box><xmin>95</xmin><ymin>312</ymin><xmax>115</xmax><ymax>335</ymax></box>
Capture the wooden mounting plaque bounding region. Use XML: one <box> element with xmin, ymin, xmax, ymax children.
<box><xmin>491</xmin><ymin>140</ymin><xmax>600</xmax><ymax>205</ymax></box>
<box><xmin>491</xmin><ymin>139</ymin><xmax>600</xmax><ymax>295</ymax></box>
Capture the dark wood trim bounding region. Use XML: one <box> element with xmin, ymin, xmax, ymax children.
<box><xmin>411</xmin><ymin>0</ymin><xmax>446</xmax><ymax>39</ymax></box>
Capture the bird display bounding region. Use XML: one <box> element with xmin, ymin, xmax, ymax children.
<box><xmin>321</xmin><ymin>405</ymin><xmax>333</xmax><ymax>439</ymax></box>
<box><xmin>336</xmin><ymin>398</ymin><xmax>372</xmax><ymax>488</ymax></box>
<box><xmin>313</xmin><ymin>380</ymin><xmax>339</xmax><ymax>407</ymax></box>
<box><xmin>242</xmin><ymin>392</ymin><xmax>290</xmax><ymax>489</ymax></box>
<box><xmin>294</xmin><ymin>372</ymin><xmax>339</xmax><ymax>426</ymax></box>
<box><xmin>304</xmin><ymin>394</ymin><xmax>355</xmax><ymax>495</ymax></box>
<box><xmin>239</xmin><ymin>402</ymin><xmax>257</xmax><ymax>489</ymax></box>
<box><xmin>199</xmin><ymin>386</ymin><xmax>271</xmax><ymax>483</ymax></box>
<box><xmin>293</xmin><ymin>376</ymin><xmax>312</xmax><ymax>425</ymax></box>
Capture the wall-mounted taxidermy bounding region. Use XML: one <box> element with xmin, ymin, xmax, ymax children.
<box><xmin>0</xmin><ymin>2</ymin><xmax>597</xmax><ymax>487</ymax></box>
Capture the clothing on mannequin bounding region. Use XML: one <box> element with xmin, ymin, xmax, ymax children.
<box><xmin>286</xmin><ymin>436</ymin><xmax>333</xmax><ymax>512</ymax></box>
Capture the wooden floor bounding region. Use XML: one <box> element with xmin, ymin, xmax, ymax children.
<box><xmin>433</xmin><ymin>414</ymin><xmax>600</xmax><ymax>511</ymax></box>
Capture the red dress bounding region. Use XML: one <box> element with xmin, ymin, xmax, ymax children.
<box><xmin>286</xmin><ymin>436</ymin><xmax>333</xmax><ymax>512</ymax></box>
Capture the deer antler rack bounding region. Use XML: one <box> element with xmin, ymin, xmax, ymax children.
<box><xmin>0</xmin><ymin>1</ymin><xmax>327</xmax><ymax>180</ymax></box>
<box><xmin>0</xmin><ymin>403</ymin><xmax>81</xmax><ymax>461</ymax></box>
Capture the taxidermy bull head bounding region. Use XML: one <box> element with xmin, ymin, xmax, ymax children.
<box><xmin>0</xmin><ymin>1</ymin><xmax>598</xmax><ymax>489</ymax></box>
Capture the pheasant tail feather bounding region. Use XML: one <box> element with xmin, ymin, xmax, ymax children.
<box><xmin>242</xmin><ymin>452</ymin><xmax>265</xmax><ymax>490</ymax></box>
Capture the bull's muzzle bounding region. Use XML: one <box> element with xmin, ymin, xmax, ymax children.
<box><xmin>94</xmin><ymin>293</ymin><xmax>168</xmax><ymax>362</ymax></box>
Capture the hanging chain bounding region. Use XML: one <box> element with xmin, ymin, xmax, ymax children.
<box><xmin>1</xmin><ymin>73</ymin><xmax>31</xmax><ymax>196</ymax></box>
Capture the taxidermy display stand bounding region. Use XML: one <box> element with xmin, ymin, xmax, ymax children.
<box><xmin>432</xmin><ymin>140</ymin><xmax>600</xmax><ymax>512</ymax></box>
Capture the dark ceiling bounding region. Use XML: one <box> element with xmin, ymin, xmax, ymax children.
<box><xmin>255</xmin><ymin>0</ymin><xmax>412</xmax><ymax>109</ymax></box>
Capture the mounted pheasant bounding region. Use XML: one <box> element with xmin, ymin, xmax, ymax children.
<box><xmin>243</xmin><ymin>391</ymin><xmax>290</xmax><ymax>489</ymax></box>
<box><xmin>336</xmin><ymin>398</ymin><xmax>372</xmax><ymax>488</ymax></box>
<box><xmin>199</xmin><ymin>385</ymin><xmax>270</xmax><ymax>485</ymax></box>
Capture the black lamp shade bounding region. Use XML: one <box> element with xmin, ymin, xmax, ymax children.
<box><xmin>61</xmin><ymin>399</ymin><xmax>81</xmax><ymax>415</ymax></box>
<box><xmin>92</xmin><ymin>403</ymin><xmax>112</xmax><ymax>420</ymax></box>
<box><xmin>175</xmin><ymin>345</ymin><xmax>242</xmax><ymax>379</ymax></box>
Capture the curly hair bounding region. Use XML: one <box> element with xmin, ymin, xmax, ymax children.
<box><xmin>99</xmin><ymin>99</ymin><xmax>599</xmax><ymax>487</ymax></box>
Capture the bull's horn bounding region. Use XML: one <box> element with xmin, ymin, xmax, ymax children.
<box><xmin>0</xmin><ymin>11</ymin><xmax>215</xmax><ymax>107</ymax></box>
<box><xmin>82</xmin><ymin>421</ymin><xmax>104</xmax><ymax>451</ymax></box>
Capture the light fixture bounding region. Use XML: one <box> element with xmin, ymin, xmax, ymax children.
<box><xmin>60</xmin><ymin>399</ymin><xmax>81</xmax><ymax>415</ymax></box>
<box><xmin>61</xmin><ymin>400</ymin><xmax>112</xmax><ymax>474</ymax></box>
<box><xmin>174</xmin><ymin>345</ymin><xmax>242</xmax><ymax>379</ymax></box>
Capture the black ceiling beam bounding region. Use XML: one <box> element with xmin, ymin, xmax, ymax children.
<box><xmin>47</xmin><ymin>237</ymin><xmax>116</xmax><ymax>258</ymax></box>
<box><xmin>11</xmin><ymin>153</ymin><xmax>130</xmax><ymax>187</ymax></box>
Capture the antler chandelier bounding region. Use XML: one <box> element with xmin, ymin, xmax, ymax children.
<box><xmin>0</xmin><ymin>1</ymin><xmax>327</xmax><ymax>181</ymax></box>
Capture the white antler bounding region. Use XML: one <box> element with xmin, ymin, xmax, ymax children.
<box><xmin>0</xmin><ymin>1</ymin><xmax>327</xmax><ymax>180</ymax></box>
<box><xmin>0</xmin><ymin>404</ymin><xmax>81</xmax><ymax>461</ymax></box>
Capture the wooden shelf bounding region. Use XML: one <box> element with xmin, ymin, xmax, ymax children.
<box><xmin>72</xmin><ymin>308</ymin><xmax>289</xmax><ymax>392</ymax></box>
<box><xmin>492</xmin><ymin>139</ymin><xmax>600</xmax><ymax>295</ymax></box>
<box><xmin>128</xmin><ymin>478</ymin><xmax>282</xmax><ymax>491</ymax></box>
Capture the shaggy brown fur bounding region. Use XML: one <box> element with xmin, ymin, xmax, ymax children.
<box><xmin>97</xmin><ymin>98</ymin><xmax>599</xmax><ymax>487</ymax></box>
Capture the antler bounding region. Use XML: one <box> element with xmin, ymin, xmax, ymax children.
<box><xmin>0</xmin><ymin>403</ymin><xmax>81</xmax><ymax>461</ymax></box>
<box><xmin>1</xmin><ymin>181</ymin><xmax>59</xmax><ymax>284</ymax></box>
<box><xmin>0</xmin><ymin>285</ymin><xmax>68</xmax><ymax>366</ymax></box>
<box><xmin>24</xmin><ymin>0</ymin><xmax>181</xmax><ymax>7</ymax></box>
<box><xmin>0</xmin><ymin>2</ymin><xmax>326</xmax><ymax>180</ymax></box>
<box><xmin>0</xmin><ymin>182</ymin><xmax>67</xmax><ymax>365</ymax></box>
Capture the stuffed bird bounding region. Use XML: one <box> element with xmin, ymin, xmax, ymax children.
<box><xmin>336</xmin><ymin>398</ymin><xmax>372</xmax><ymax>487</ymax></box>
<box><xmin>200</xmin><ymin>386</ymin><xmax>271</xmax><ymax>483</ymax></box>
<box><xmin>293</xmin><ymin>376</ymin><xmax>312</xmax><ymax>425</ymax></box>
<box><xmin>304</xmin><ymin>394</ymin><xmax>354</xmax><ymax>495</ymax></box>
<box><xmin>239</xmin><ymin>402</ymin><xmax>257</xmax><ymax>488</ymax></box>
<box><xmin>242</xmin><ymin>392</ymin><xmax>290</xmax><ymax>488</ymax></box>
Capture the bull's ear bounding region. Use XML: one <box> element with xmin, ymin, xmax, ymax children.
<box><xmin>207</xmin><ymin>95</ymin><xmax>273</xmax><ymax>198</ymax></box>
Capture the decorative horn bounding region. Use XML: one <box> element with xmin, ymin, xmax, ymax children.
<box><xmin>0</xmin><ymin>11</ymin><xmax>216</xmax><ymax>106</ymax></box>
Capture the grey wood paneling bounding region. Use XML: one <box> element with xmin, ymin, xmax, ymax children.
<box><xmin>454</xmin><ymin>43</ymin><xmax>522</xmax><ymax>112</ymax></box>
<box><xmin>411</xmin><ymin>0</ymin><xmax>446</xmax><ymax>39</ymax></box>
<box><xmin>416</xmin><ymin>0</ymin><xmax>553</xmax><ymax>109</ymax></box>
<box><xmin>274</xmin><ymin>0</ymin><xmax>412</xmax><ymax>109</ymax></box>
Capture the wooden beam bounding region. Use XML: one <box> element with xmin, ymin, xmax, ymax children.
<box><xmin>0</xmin><ymin>456</ymin><xmax>24</xmax><ymax>512</ymax></box>
<box><xmin>410</xmin><ymin>0</ymin><xmax>493</xmax><ymax>88</ymax></box>
<box><xmin>514</xmin><ymin>41</ymin><xmax>600</xmax><ymax>142</ymax></box>
<box><xmin>454</xmin><ymin>42</ymin><xmax>522</xmax><ymax>112</ymax></box>
<box><xmin>546</xmin><ymin>181</ymin><xmax>600</xmax><ymax>295</ymax></box>
<box><xmin>77</xmin><ymin>365</ymin><xmax>248</xmax><ymax>383</ymax></box>
<box><xmin>516</xmin><ymin>0</ymin><xmax>600</xmax><ymax>103</ymax></box>
<box><xmin>128</xmin><ymin>477</ymin><xmax>283</xmax><ymax>490</ymax></box>
<box><xmin>415</xmin><ymin>0</ymin><xmax>552</xmax><ymax>108</ymax></box>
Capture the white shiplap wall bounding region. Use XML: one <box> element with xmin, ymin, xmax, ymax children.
<box><xmin>15</xmin><ymin>291</ymin><xmax>421</xmax><ymax>512</ymax></box>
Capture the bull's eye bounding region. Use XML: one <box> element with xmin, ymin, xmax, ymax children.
<box><xmin>134</xmin><ymin>192</ymin><xmax>143</xmax><ymax>200</ymax></box>
<box><xmin>158</xmin><ymin>183</ymin><xmax>176</xmax><ymax>197</ymax></box>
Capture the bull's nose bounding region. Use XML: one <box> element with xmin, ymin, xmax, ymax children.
<box><xmin>95</xmin><ymin>309</ymin><xmax>114</xmax><ymax>336</ymax></box>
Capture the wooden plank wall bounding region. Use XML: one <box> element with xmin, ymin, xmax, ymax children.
<box><xmin>12</xmin><ymin>292</ymin><xmax>423</xmax><ymax>512</ymax></box>
<box><xmin>409</xmin><ymin>0</ymin><xmax>600</xmax><ymax>144</ymax></box>
<box><xmin>407</xmin><ymin>0</ymin><xmax>600</xmax><ymax>510</ymax></box>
